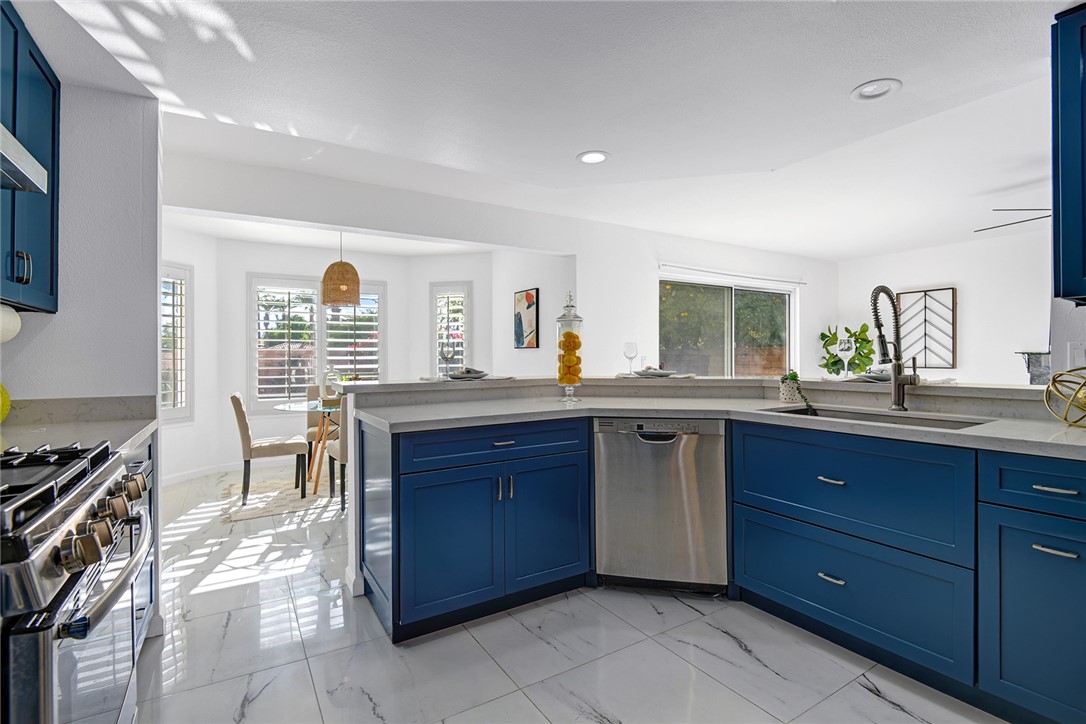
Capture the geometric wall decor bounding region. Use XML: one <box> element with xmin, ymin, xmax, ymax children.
<box><xmin>896</xmin><ymin>287</ymin><xmax>957</xmax><ymax>368</ymax></box>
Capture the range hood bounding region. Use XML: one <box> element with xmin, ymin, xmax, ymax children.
<box><xmin>1</xmin><ymin>124</ymin><xmax>47</xmax><ymax>194</ymax></box>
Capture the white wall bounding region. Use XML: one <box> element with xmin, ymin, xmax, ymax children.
<box><xmin>2</xmin><ymin>85</ymin><xmax>159</xmax><ymax>399</ymax></box>
<box><xmin>490</xmin><ymin>250</ymin><xmax>577</xmax><ymax>376</ymax></box>
<box><xmin>164</xmin><ymin>153</ymin><xmax>841</xmax><ymax>377</ymax></box>
<box><xmin>838</xmin><ymin>228</ymin><xmax>1052</xmax><ymax>385</ymax></box>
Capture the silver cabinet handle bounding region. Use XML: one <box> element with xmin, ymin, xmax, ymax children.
<box><xmin>1032</xmin><ymin>543</ymin><xmax>1080</xmax><ymax>559</ymax></box>
<box><xmin>492</xmin><ymin>440</ymin><xmax>516</xmax><ymax>447</ymax></box>
<box><xmin>1032</xmin><ymin>484</ymin><xmax>1080</xmax><ymax>496</ymax></box>
<box><xmin>817</xmin><ymin>476</ymin><xmax>846</xmax><ymax>486</ymax></box>
<box><xmin>509</xmin><ymin>474</ymin><xmax>514</xmax><ymax>499</ymax></box>
<box><xmin>497</xmin><ymin>476</ymin><xmax>502</xmax><ymax>501</ymax></box>
<box><xmin>14</xmin><ymin>250</ymin><xmax>31</xmax><ymax>285</ymax></box>
<box><xmin>817</xmin><ymin>571</ymin><xmax>847</xmax><ymax>586</ymax></box>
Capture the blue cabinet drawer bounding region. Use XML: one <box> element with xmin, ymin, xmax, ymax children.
<box><xmin>978</xmin><ymin>504</ymin><xmax>1086</xmax><ymax>722</ymax></box>
<box><xmin>979</xmin><ymin>451</ymin><xmax>1086</xmax><ymax>521</ymax></box>
<box><xmin>733</xmin><ymin>504</ymin><xmax>975</xmax><ymax>683</ymax></box>
<box><xmin>732</xmin><ymin>422</ymin><xmax>976</xmax><ymax>566</ymax></box>
<box><xmin>399</xmin><ymin>418</ymin><xmax>589</xmax><ymax>473</ymax></box>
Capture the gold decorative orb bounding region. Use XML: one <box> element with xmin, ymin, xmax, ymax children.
<box><xmin>1044</xmin><ymin>367</ymin><xmax>1086</xmax><ymax>427</ymax></box>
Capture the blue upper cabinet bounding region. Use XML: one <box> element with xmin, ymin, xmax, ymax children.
<box><xmin>1</xmin><ymin>0</ymin><xmax>60</xmax><ymax>313</ymax></box>
<box><xmin>1053</xmin><ymin>4</ymin><xmax>1086</xmax><ymax>303</ymax></box>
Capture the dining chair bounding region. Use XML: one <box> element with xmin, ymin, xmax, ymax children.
<box><xmin>229</xmin><ymin>393</ymin><xmax>309</xmax><ymax>505</ymax></box>
<box><xmin>327</xmin><ymin>424</ymin><xmax>347</xmax><ymax>512</ymax></box>
<box><xmin>305</xmin><ymin>385</ymin><xmax>321</xmax><ymax>467</ymax></box>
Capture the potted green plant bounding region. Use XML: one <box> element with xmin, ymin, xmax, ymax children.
<box><xmin>819</xmin><ymin>324</ymin><xmax>875</xmax><ymax>376</ymax></box>
<box><xmin>779</xmin><ymin>370</ymin><xmax>812</xmax><ymax>410</ymax></box>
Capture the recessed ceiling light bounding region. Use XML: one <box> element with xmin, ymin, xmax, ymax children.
<box><xmin>850</xmin><ymin>78</ymin><xmax>902</xmax><ymax>102</ymax></box>
<box><xmin>577</xmin><ymin>150</ymin><xmax>609</xmax><ymax>164</ymax></box>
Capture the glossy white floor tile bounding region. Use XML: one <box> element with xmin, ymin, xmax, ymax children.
<box><xmin>656</xmin><ymin>603</ymin><xmax>873</xmax><ymax>721</ymax></box>
<box><xmin>137</xmin><ymin>599</ymin><xmax>305</xmax><ymax>699</ymax></box>
<box><xmin>142</xmin><ymin>470</ymin><xmax>1009</xmax><ymax>724</ymax></box>
<box><xmin>523</xmin><ymin>638</ymin><xmax>778</xmax><ymax>723</ymax></box>
<box><xmin>293</xmin><ymin>584</ymin><xmax>387</xmax><ymax>657</ymax></box>
<box><xmin>582</xmin><ymin>584</ymin><xmax>729</xmax><ymax>636</ymax></box>
<box><xmin>136</xmin><ymin>660</ymin><xmax>323</xmax><ymax>724</ymax></box>
<box><xmin>308</xmin><ymin>627</ymin><xmax>517</xmax><ymax>723</ymax></box>
<box><xmin>465</xmin><ymin>591</ymin><xmax>647</xmax><ymax>687</ymax></box>
<box><xmin>793</xmin><ymin>665</ymin><xmax>1006</xmax><ymax>724</ymax></box>
<box><xmin>444</xmin><ymin>691</ymin><xmax>549</xmax><ymax>724</ymax></box>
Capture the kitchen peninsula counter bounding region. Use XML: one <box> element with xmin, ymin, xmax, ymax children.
<box><xmin>341</xmin><ymin>379</ymin><xmax>1086</xmax><ymax>461</ymax></box>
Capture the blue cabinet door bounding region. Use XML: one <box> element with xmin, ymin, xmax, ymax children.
<box><xmin>504</xmin><ymin>452</ymin><xmax>590</xmax><ymax>593</ymax></box>
<box><xmin>1053</xmin><ymin>5</ymin><xmax>1086</xmax><ymax>302</ymax></box>
<box><xmin>978</xmin><ymin>504</ymin><xmax>1086</xmax><ymax>722</ymax></box>
<box><xmin>1</xmin><ymin>0</ymin><xmax>60</xmax><ymax>312</ymax></box>
<box><xmin>399</xmin><ymin>462</ymin><xmax>505</xmax><ymax>624</ymax></box>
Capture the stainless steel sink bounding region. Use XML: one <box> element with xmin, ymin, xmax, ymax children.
<box><xmin>772</xmin><ymin>405</ymin><xmax>991</xmax><ymax>430</ymax></box>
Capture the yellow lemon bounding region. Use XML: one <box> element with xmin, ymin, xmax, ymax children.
<box><xmin>570</xmin><ymin>365</ymin><xmax>581</xmax><ymax>376</ymax></box>
<box><xmin>562</xmin><ymin>330</ymin><xmax>576</xmax><ymax>341</ymax></box>
<box><xmin>562</xmin><ymin>355</ymin><xmax>578</xmax><ymax>366</ymax></box>
<box><xmin>0</xmin><ymin>384</ymin><xmax>9</xmax><ymax>423</ymax></box>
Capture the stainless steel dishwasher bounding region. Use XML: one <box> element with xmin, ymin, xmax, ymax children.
<box><xmin>594</xmin><ymin>418</ymin><xmax>727</xmax><ymax>587</ymax></box>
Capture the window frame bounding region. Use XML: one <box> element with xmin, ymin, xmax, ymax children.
<box><xmin>160</xmin><ymin>262</ymin><xmax>193</xmax><ymax>423</ymax></box>
<box><xmin>430</xmin><ymin>281</ymin><xmax>472</xmax><ymax>377</ymax></box>
<box><xmin>248</xmin><ymin>274</ymin><xmax>388</xmax><ymax>412</ymax></box>
<box><xmin>659</xmin><ymin>268</ymin><xmax>800</xmax><ymax>376</ymax></box>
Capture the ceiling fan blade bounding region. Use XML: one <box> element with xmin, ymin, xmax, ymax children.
<box><xmin>991</xmin><ymin>208</ymin><xmax>1052</xmax><ymax>212</ymax></box>
<box><xmin>973</xmin><ymin>214</ymin><xmax>1052</xmax><ymax>233</ymax></box>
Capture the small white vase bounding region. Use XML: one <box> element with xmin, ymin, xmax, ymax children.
<box><xmin>779</xmin><ymin>379</ymin><xmax>802</xmax><ymax>403</ymax></box>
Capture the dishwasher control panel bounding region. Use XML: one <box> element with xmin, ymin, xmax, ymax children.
<box><xmin>595</xmin><ymin>418</ymin><xmax>725</xmax><ymax>435</ymax></box>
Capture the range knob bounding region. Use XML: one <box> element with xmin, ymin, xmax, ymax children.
<box><xmin>125</xmin><ymin>472</ymin><xmax>148</xmax><ymax>492</ymax></box>
<box><xmin>95</xmin><ymin>494</ymin><xmax>130</xmax><ymax>522</ymax></box>
<box><xmin>76</xmin><ymin>519</ymin><xmax>114</xmax><ymax>548</ymax></box>
<box><xmin>57</xmin><ymin>533</ymin><xmax>103</xmax><ymax>574</ymax></box>
<box><xmin>115</xmin><ymin>477</ymin><xmax>143</xmax><ymax>502</ymax></box>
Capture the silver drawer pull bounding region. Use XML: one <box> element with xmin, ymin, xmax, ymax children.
<box><xmin>817</xmin><ymin>476</ymin><xmax>846</xmax><ymax>486</ymax></box>
<box><xmin>817</xmin><ymin>571</ymin><xmax>847</xmax><ymax>586</ymax></box>
<box><xmin>1032</xmin><ymin>543</ymin><xmax>1080</xmax><ymax>559</ymax></box>
<box><xmin>492</xmin><ymin>440</ymin><xmax>516</xmax><ymax>447</ymax></box>
<box><xmin>1032</xmin><ymin>484</ymin><xmax>1080</xmax><ymax>496</ymax></box>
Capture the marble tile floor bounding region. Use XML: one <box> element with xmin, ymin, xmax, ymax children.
<box><xmin>141</xmin><ymin>466</ymin><xmax>1005</xmax><ymax>724</ymax></box>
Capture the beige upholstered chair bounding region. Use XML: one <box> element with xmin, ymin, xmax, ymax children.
<box><xmin>327</xmin><ymin>424</ymin><xmax>347</xmax><ymax>512</ymax></box>
<box><xmin>229</xmin><ymin>393</ymin><xmax>309</xmax><ymax>505</ymax></box>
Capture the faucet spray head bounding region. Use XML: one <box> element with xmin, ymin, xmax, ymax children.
<box><xmin>874</xmin><ymin>334</ymin><xmax>892</xmax><ymax>365</ymax></box>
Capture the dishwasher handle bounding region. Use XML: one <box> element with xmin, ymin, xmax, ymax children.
<box><xmin>619</xmin><ymin>430</ymin><xmax>692</xmax><ymax>444</ymax></box>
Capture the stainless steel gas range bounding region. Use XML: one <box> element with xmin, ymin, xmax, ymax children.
<box><xmin>1</xmin><ymin>440</ymin><xmax>156</xmax><ymax>724</ymax></box>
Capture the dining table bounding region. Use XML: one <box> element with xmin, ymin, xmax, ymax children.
<box><xmin>273</xmin><ymin>398</ymin><xmax>342</xmax><ymax>494</ymax></box>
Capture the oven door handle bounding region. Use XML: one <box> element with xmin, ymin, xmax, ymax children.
<box><xmin>58</xmin><ymin>509</ymin><xmax>151</xmax><ymax>640</ymax></box>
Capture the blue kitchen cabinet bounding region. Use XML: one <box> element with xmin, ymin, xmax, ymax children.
<box><xmin>386</xmin><ymin>418</ymin><xmax>592</xmax><ymax>638</ymax></box>
<box><xmin>504</xmin><ymin>452</ymin><xmax>590</xmax><ymax>593</ymax></box>
<box><xmin>978</xmin><ymin>504</ymin><xmax>1086</xmax><ymax>722</ymax></box>
<box><xmin>1</xmin><ymin>0</ymin><xmax>60</xmax><ymax>313</ymax></box>
<box><xmin>1053</xmin><ymin>4</ymin><xmax>1086</xmax><ymax>302</ymax></box>
<box><xmin>399</xmin><ymin>462</ymin><xmax>506</xmax><ymax>624</ymax></box>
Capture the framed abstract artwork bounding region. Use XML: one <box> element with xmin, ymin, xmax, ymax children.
<box><xmin>514</xmin><ymin>288</ymin><xmax>538</xmax><ymax>348</ymax></box>
<box><xmin>897</xmin><ymin>287</ymin><xmax>957</xmax><ymax>368</ymax></box>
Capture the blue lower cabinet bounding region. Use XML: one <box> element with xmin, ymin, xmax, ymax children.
<box><xmin>399</xmin><ymin>463</ymin><xmax>505</xmax><ymax>624</ymax></box>
<box><xmin>733</xmin><ymin>504</ymin><xmax>975</xmax><ymax>683</ymax></box>
<box><xmin>978</xmin><ymin>504</ymin><xmax>1086</xmax><ymax>722</ymax></box>
<box><xmin>504</xmin><ymin>452</ymin><xmax>590</xmax><ymax>593</ymax></box>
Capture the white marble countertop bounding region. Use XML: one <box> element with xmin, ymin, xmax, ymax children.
<box><xmin>0</xmin><ymin>418</ymin><xmax>157</xmax><ymax>454</ymax></box>
<box><xmin>354</xmin><ymin>395</ymin><xmax>1086</xmax><ymax>461</ymax></box>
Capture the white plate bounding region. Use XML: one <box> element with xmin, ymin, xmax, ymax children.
<box><xmin>449</xmin><ymin>372</ymin><xmax>488</xmax><ymax>380</ymax></box>
<box><xmin>633</xmin><ymin>369</ymin><xmax>679</xmax><ymax>378</ymax></box>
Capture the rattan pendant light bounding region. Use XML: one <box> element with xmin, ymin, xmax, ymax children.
<box><xmin>321</xmin><ymin>232</ymin><xmax>360</xmax><ymax>306</ymax></box>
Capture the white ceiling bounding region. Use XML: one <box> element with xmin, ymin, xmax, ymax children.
<box><xmin>54</xmin><ymin>0</ymin><xmax>1071</xmax><ymax>259</ymax></box>
<box><xmin>162</xmin><ymin>209</ymin><xmax>483</xmax><ymax>256</ymax></box>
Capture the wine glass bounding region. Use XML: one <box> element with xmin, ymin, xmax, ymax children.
<box><xmin>836</xmin><ymin>337</ymin><xmax>856</xmax><ymax>379</ymax></box>
<box><xmin>438</xmin><ymin>340</ymin><xmax>456</xmax><ymax>379</ymax></box>
<box><xmin>622</xmin><ymin>342</ymin><xmax>639</xmax><ymax>375</ymax></box>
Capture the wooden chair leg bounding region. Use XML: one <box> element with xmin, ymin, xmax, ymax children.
<box><xmin>298</xmin><ymin>454</ymin><xmax>307</xmax><ymax>499</ymax></box>
<box><xmin>242</xmin><ymin>460</ymin><xmax>252</xmax><ymax>505</ymax></box>
<box><xmin>329</xmin><ymin>456</ymin><xmax>336</xmax><ymax>497</ymax></box>
<box><xmin>340</xmin><ymin>463</ymin><xmax>346</xmax><ymax>512</ymax></box>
